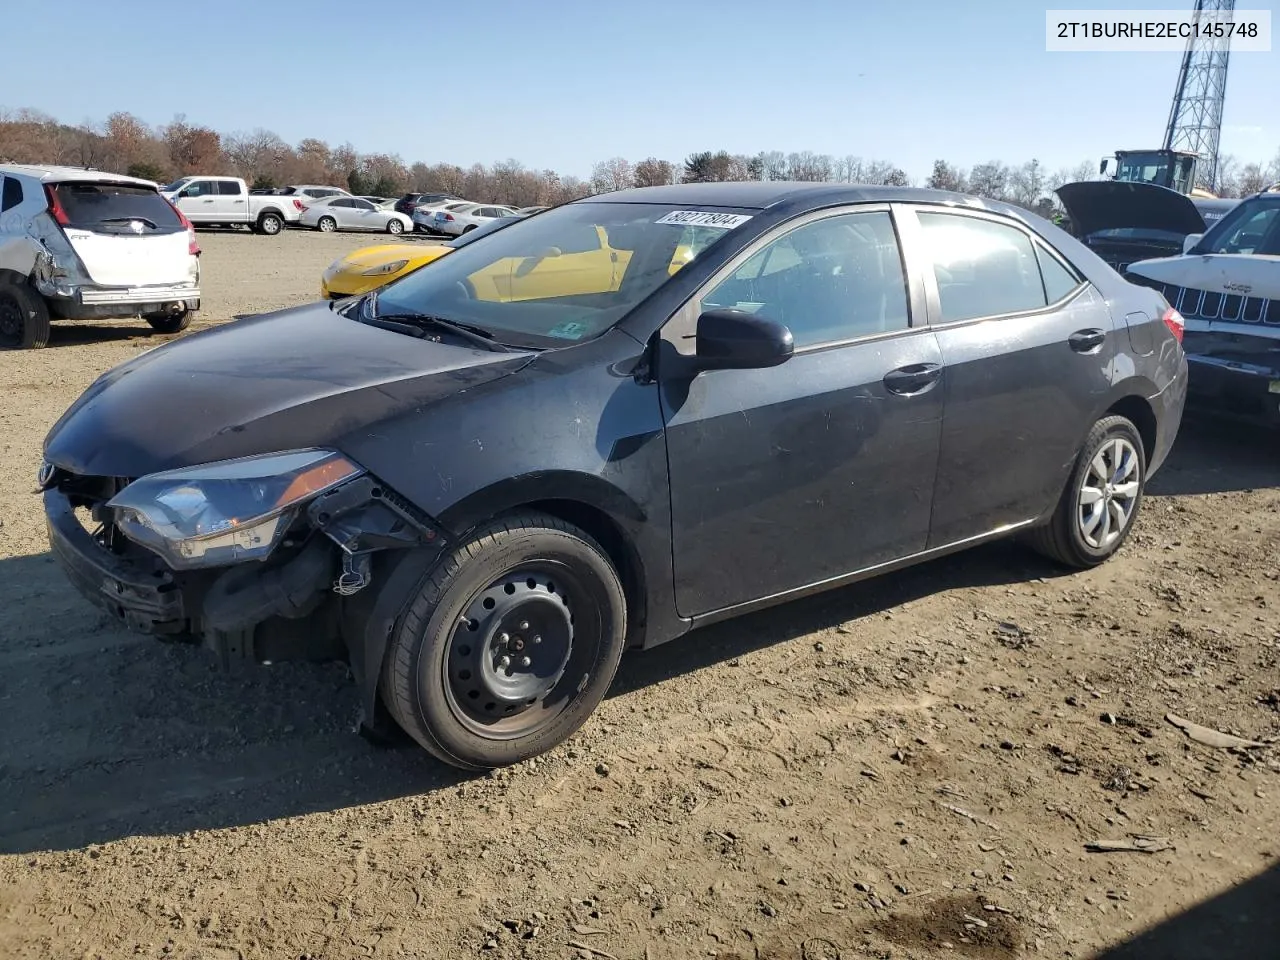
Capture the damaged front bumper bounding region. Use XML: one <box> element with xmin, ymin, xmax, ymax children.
<box><xmin>1183</xmin><ymin>337</ymin><xmax>1280</xmax><ymax>427</ymax></box>
<box><xmin>42</xmin><ymin>469</ymin><xmax>450</xmax><ymax>678</ymax></box>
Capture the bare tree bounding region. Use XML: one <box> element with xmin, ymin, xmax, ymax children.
<box><xmin>786</xmin><ymin>151</ymin><xmax>833</xmax><ymax>181</ymax></box>
<box><xmin>162</xmin><ymin>115</ymin><xmax>224</xmax><ymax>174</ymax></box>
<box><xmin>926</xmin><ymin>159</ymin><xmax>967</xmax><ymax>192</ymax></box>
<box><xmin>757</xmin><ymin>150</ymin><xmax>788</xmax><ymax>181</ymax></box>
<box><xmin>1235</xmin><ymin>162</ymin><xmax>1267</xmax><ymax>197</ymax></box>
<box><xmin>590</xmin><ymin>157</ymin><xmax>634</xmax><ymax>194</ymax></box>
<box><xmin>968</xmin><ymin>160</ymin><xmax>1010</xmax><ymax>200</ymax></box>
<box><xmin>1008</xmin><ymin>159</ymin><xmax>1046</xmax><ymax>208</ymax></box>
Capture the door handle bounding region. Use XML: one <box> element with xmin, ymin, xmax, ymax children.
<box><xmin>1068</xmin><ymin>328</ymin><xmax>1106</xmax><ymax>352</ymax></box>
<box><xmin>883</xmin><ymin>362</ymin><xmax>942</xmax><ymax>396</ymax></box>
<box><xmin>202</xmin><ymin>198</ymin><xmax>214</xmax><ymax>203</ymax></box>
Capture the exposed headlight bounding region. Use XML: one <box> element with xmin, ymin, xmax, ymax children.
<box><xmin>107</xmin><ymin>449</ymin><xmax>364</xmax><ymax>569</ymax></box>
<box><xmin>361</xmin><ymin>259</ymin><xmax>410</xmax><ymax>277</ymax></box>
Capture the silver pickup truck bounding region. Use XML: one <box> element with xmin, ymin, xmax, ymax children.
<box><xmin>161</xmin><ymin>175</ymin><xmax>303</xmax><ymax>235</ymax></box>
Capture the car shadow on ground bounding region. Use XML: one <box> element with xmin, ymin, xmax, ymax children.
<box><xmin>1</xmin><ymin>411</ymin><xmax>1273</xmax><ymax>855</ymax></box>
<box><xmin>1090</xmin><ymin>860</ymin><xmax>1280</xmax><ymax>960</ymax></box>
<box><xmin>1146</xmin><ymin>414</ymin><xmax>1280</xmax><ymax>497</ymax></box>
<box><xmin>44</xmin><ymin>321</ymin><xmax>167</xmax><ymax>349</ymax></box>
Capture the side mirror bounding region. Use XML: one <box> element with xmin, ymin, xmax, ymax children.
<box><xmin>1099</xmin><ymin>158</ymin><xmax>1109</xmax><ymax>175</ymax></box>
<box><xmin>1182</xmin><ymin>233</ymin><xmax>1203</xmax><ymax>254</ymax></box>
<box><xmin>694</xmin><ymin>308</ymin><xmax>793</xmax><ymax>371</ymax></box>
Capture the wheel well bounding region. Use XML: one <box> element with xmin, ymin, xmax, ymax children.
<box><xmin>1106</xmin><ymin>395</ymin><xmax>1157</xmax><ymax>465</ymax></box>
<box><xmin>517</xmin><ymin>499</ymin><xmax>646</xmax><ymax>642</ymax></box>
<box><xmin>258</xmin><ymin>208</ymin><xmax>282</xmax><ymax>219</ymax></box>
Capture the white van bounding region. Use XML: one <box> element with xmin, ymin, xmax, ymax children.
<box><xmin>0</xmin><ymin>164</ymin><xmax>201</xmax><ymax>348</ymax></box>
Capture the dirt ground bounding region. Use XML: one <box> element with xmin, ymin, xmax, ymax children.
<box><xmin>1</xmin><ymin>229</ymin><xmax>1279</xmax><ymax>960</ymax></box>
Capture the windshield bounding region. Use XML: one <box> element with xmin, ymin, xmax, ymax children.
<box><xmin>369</xmin><ymin>201</ymin><xmax>753</xmax><ymax>346</ymax></box>
<box><xmin>1197</xmin><ymin>198</ymin><xmax>1280</xmax><ymax>255</ymax></box>
<box><xmin>1115</xmin><ymin>153</ymin><xmax>1173</xmax><ymax>187</ymax></box>
<box><xmin>160</xmin><ymin>178</ymin><xmax>191</xmax><ymax>194</ymax></box>
<box><xmin>50</xmin><ymin>182</ymin><xmax>185</xmax><ymax>234</ymax></box>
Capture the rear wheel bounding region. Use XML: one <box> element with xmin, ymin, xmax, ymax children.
<box><xmin>462</xmin><ymin>224</ymin><xmax>477</xmax><ymax>233</ymax></box>
<box><xmin>381</xmin><ymin>512</ymin><xmax>628</xmax><ymax>770</ymax></box>
<box><xmin>0</xmin><ymin>283</ymin><xmax>51</xmax><ymax>350</ymax></box>
<box><xmin>1027</xmin><ymin>414</ymin><xmax>1145</xmax><ymax>568</ymax></box>
<box><xmin>317</xmin><ymin>216</ymin><xmax>337</xmax><ymax>233</ymax></box>
<box><xmin>256</xmin><ymin>212</ymin><xmax>283</xmax><ymax>235</ymax></box>
<box><xmin>145</xmin><ymin>309</ymin><xmax>192</xmax><ymax>334</ymax></box>
<box><xmin>387</xmin><ymin>219</ymin><xmax>405</xmax><ymax>234</ymax></box>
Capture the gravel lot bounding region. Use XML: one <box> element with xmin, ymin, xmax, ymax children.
<box><xmin>1</xmin><ymin>229</ymin><xmax>1278</xmax><ymax>960</ymax></box>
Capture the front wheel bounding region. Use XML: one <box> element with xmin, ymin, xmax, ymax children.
<box><xmin>387</xmin><ymin>219</ymin><xmax>404</xmax><ymax>234</ymax></box>
<box><xmin>317</xmin><ymin>216</ymin><xmax>337</xmax><ymax>233</ymax></box>
<box><xmin>1027</xmin><ymin>414</ymin><xmax>1146</xmax><ymax>568</ymax></box>
<box><xmin>381</xmin><ymin>512</ymin><xmax>628</xmax><ymax>770</ymax></box>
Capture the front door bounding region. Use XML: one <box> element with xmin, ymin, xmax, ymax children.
<box><xmin>901</xmin><ymin>206</ymin><xmax>1117</xmax><ymax>547</ymax></box>
<box><xmin>174</xmin><ymin>179</ymin><xmax>218</xmax><ymax>223</ymax></box>
<box><xmin>660</xmin><ymin>207</ymin><xmax>944</xmax><ymax>617</ymax></box>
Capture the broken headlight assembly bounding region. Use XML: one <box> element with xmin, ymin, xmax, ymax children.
<box><xmin>107</xmin><ymin>449</ymin><xmax>364</xmax><ymax>570</ymax></box>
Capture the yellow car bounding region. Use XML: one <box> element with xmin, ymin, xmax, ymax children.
<box><xmin>321</xmin><ymin>216</ymin><xmax>719</xmax><ymax>302</ymax></box>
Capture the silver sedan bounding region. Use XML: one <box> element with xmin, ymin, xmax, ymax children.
<box><xmin>299</xmin><ymin>196</ymin><xmax>414</xmax><ymax>234</ymax></box>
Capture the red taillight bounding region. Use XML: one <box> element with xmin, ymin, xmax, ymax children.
<box><xmin>165</xmin><ymin>198</ymin><xmax>200</xmax><ymax>256</ymax></box>
<box><xmin>43</xmin><ymin>184</ymin><xmax>70</xmax><ymax>225</ymax></box>
<box><xmin>1162</xmin><ymin>306</ymin><xmax>1184</xmax><ymax>343</ymax></box>
<box><xmin>293</xmin><ymin>199</ymin><xmax>305</xmax><ymax>211</ymax></box>
<box><xmin>442</xmin><ymin>213</ymin><xmax>454</xmax><ymax>221</ymax></box>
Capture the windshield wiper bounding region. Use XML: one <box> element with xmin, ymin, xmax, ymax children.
<box><xmin>362</xmin><ymin>292</ymin><xmax>510</xmax><ymax>352</ymax></box>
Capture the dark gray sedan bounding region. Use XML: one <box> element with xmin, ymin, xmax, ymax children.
<box><xmin>39</xmin><ymin>182</ymin><xmax>1188</xmax><ymax>770</ymax></box>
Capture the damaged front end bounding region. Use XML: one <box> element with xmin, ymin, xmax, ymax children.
<box><xmin>40</xmin><ymin>449</ymin><xmax>448</xmax><ymax>671</ymax></box>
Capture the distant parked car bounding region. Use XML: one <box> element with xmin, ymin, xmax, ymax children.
<box><xmin>412</xmin><ymin>200</ymin><xmax>473</xmax><ymax>233</ymax></box>
<box><xmin>320</xmin><ymin>214</ymin><xmax>528</xmax><ymax>299</ymax></box>
<box><xmin>516</xmin><ymin>205</ymin><xmax>549</xmax><ymax>215</ymax></box>
<box><xmin>396</xmin><ymin>192</ymin><xmax>461</xmax><ymax>217</ymax></box>
<box><xmin>432</xmin><ymin>202</ymin><xmax>520</xmax><ymax>236</ymax></box>
<box><xmin>162</xmin><ymin>175</ymin><xmax>303</xmax><ymax>234</ymax></box>
<box><xmin>0</xmin><ymin>164</ymin><xmax>201</xmax><ymax>347</ymax></box>
<box><xmin>278</xmin><ymin>184</ymin><xmax>352</xmax><ymax>202</ymax></box>
<box><xmin>298</xmin><ymin>195</ymin><xmax>414</xmax><ymax>234</ymax></box>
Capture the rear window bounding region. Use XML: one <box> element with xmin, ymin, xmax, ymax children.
<box><xmin>50</xmin><ymin>182</ymin><xmax>184</xmax><ymax>234</ymax></box>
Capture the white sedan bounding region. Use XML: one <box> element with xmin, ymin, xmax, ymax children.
<box><xmin>431</xmin><ymin>202</ymin><xmax>520</xmax><ymax>236</ymax></box>
<box><xmin>299</xmin><ymin>196</ymin><xmax>414</xmax><ymax>234</ymax></box>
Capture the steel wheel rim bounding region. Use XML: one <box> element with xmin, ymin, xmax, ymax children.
<box><xmin>1078</xmin><ymin>437</ymin><xmax>1140</xmax><ymax>549</ymax></box>
<box><xmin>319</xmin><ymin>218</ymin><xmax>335</xmax><ymax>232</ymax></box>
<box><xmin>441</xmin><ymin>561</ymin><xmax>591</xmax><ymax>741</ymax></box>
<box><xmin>389</xmin><ymin>220</ymin><xmax>403</xmax><ymax>234</ymax></box>
<box><xmin>0</xmin><ymin>295</ymin><xmax>21</xmax><ymax>346</ymax></box>
<box><xmin>263</xmin><ymin>217</ymin><xmax>279</xmax><ymax>234</ymax></box>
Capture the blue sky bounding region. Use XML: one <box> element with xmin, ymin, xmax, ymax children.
<box><xmin>3</xmin><ymin>0</ymin><xmax>1275</xmax><ymax>181</ymax></box>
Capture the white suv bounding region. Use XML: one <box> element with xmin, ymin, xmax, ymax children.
<box><xmin>0</xmin><ymin>164</ymin><xmax>201</xmax><ymax>349</ymax></box>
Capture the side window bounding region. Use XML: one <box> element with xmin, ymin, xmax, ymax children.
<box><xmin>331</xmin><ymin>198</ymin><xmax>353</xmax><ymax>209</ymax></box>
<box><xmin>216</xmin><ymin>180</ymin><xmax>244</xmax><ymax>195</ymax></box>
<box><xmin>1</xmin><ymin>176</ymin><xmax>22</xmax><ymax>212</ymax></box>
<box><xmin>352</xmin><ymin>199</ymin><xmax>374</xmax><ymax>211</ymax></box>
<box><xmin>916</xmin><ymin>212</ymin><xmax>1048</xmax><ymax>323</ymax></box>
<box><xmin>552</xmin><ymin>223</ymin><xmax>603</xmax><ymax>254</ymax></box>
<box><xmin>699</xmin><ymin>211</ymin><xmax>910</xmax><ymax>347</ymax></box>
<box><xmin>1036</xmin><ymin>244</ymin><xmax>1083</xmax><ymax>302</ymax></box>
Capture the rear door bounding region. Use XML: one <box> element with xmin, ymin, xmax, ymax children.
<box><xmin>899</xmin><ymin>205</ymin><xmax>1114</xmax><ymax>547</ymax></box>
<box><xmin>214</xmin><ymin>179</ymin><xmax>248</xmax><ymax>221</ymax></box>
<box><xmin>48</xmin><ymin>181</ymin><xmax>192</xmax><ymax>287</ymax></box>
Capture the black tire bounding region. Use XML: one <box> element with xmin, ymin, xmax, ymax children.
<box><xmin>381</xmin><ymin>512</ymin><xmax>628</xmax><ymax>770</ymax></box>
<box><xmin>1027</xmin><ymin>414</ymin><xmax>1146</xmax><ymax>569</ymax></box>
<box><xmin>0</xmin><ymin>283</ymin><xmax>51</xmax><ymax>349</ymax></box>
<box><xmin>145</xmin><ymin>309</ymin><xmax>192</xmax><ymax>334</ymax></box>
<box><xmin>256</xmin><ymin>212</ymin><xmax>283</xmax><ymax>235</ymax></box>
<box><xmin>387</xmin><ymin>219</ymin><xmax>404</xmax><ymax>235</ymax></box>
<box><xmin>317</xmin><ymin>216</ymin><xmax>337</xmax><ymax>233</ymax></box>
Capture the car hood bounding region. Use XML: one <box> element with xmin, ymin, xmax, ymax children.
<box><xmin>1127</xmin><ymin>253</ymin><xmax>1280</xmax><ymax>301</ymax></box>
<box><xmin>332</xmin><ymin>244</ymin><xmax>452</xmax><ymax>271</ymax></box>
<box><xmin>1056</xmin><ymin>181</ymin><xmax>1207</xmax><ymax>237</ymax></box>
<box><xmin>42</xmin><ymin>301</ymin><xmax>536</xmax><ymax>478</ymax></box>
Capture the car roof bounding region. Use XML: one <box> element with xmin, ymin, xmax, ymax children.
<box><xmin>581</xmin><ymin>181</ymin><xmax>1018</xmax><ymax>216</ymax></box>
<box><xmin>0</xmin><ymin>163</ymin><xmax>159</xmax><ymax>187</ymax></box>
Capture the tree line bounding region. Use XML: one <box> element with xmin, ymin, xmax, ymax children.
<box><xmin>2</xmin><ymin>107</ymin><xmax>1276</xmax><ymax>214</ymax></box>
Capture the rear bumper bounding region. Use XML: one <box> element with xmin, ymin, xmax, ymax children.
<box><xmin>47</xmin><ymin>282</ymin><xmax>201</xmax><ymax>320</ymax></box>
<box><xmin>1185</xmin><ymin>351</ymin><xmax>1280</xmax><ymax>427</ymax></box>
<box><xmin>44</xmin><ymin>488</ymin><xmax>189</xmax><ymax>634</ymax></box>
<box><xmin>1146</xmin><ymin>351</ymin><xmax>1189</xmax><ymax>477</ymax></box>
